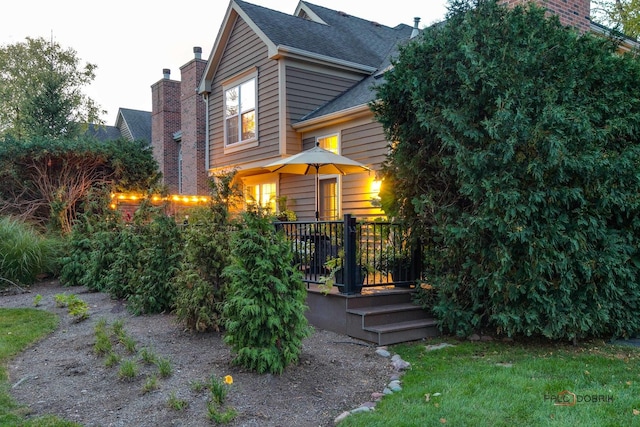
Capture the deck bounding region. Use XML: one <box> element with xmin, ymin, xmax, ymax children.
<box><xmin>305</xmin><ymin>284</ymin><xmax>439</xmax><ymax>345</ymax></box>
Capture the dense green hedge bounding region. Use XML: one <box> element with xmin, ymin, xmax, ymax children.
<box><xmin>374</xmin><ymin>0</ymin><xmax>640</xmax><ymax>341</ymax></box>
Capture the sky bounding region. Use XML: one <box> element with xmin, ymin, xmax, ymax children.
<box><xmin>2</xmin><ymin>1</ymin><xmax>448</xmax><ymax>125</ymax></box>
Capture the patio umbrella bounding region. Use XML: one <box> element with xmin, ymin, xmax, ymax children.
<box><xmin>264</xmin><ymin>144</ymin><xmax>370</xmax><ymax>220</ymax></box>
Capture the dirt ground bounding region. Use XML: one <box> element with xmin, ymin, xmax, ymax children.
<box><xmin>2</xmin><ymin>280</ymin><xmax>395</xmax><ymax>427</ymax></box>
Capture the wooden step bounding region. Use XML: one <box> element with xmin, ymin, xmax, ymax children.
<box><xmin>347</xmin><ymin>302</ymin><xmax>424</xmax><ymax>316</ymax></box>
<box><xmin>347</xmin><ymin>303</ymin><xmax>427</xmax><ymax>327</ymax></box>
<box><xmin>364</xmin><ymin>318</ymin><xmax>439</xmax><ymax>345</ymax></box>
<box><xmin>345</xmin><ymin>289</ymin><xmax>415</xmax><ymax>309</ymax></box>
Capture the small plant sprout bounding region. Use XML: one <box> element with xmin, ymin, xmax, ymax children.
<box><xmin>104</xmin><ymin>352</ymin><xmax>121</xmax><ymax>368</ymax></box>
<box><xmin>167</xmin><ymin>391</ymin><xmax>188</xmax><ymax>411</ymax></box>
<box><xmin>118</xmin><ymin>359</ymin><xmax>138</xmax><ymax>381</ymax></box>
<box><xmin>55</xmin><ymin>293</ymin><xmax>89</xmax><ymax>321</ymax></box>
<box><xmin>94</xmin><ymin>332</ymin><xmax>113</xmax><ymax>356</ymax></box>
<box><xmin>111</xmin><ymin>319</ymin><xmax>125</xmax><ymax>339</ymax></box>
<box><xmin>32</xmin><ymin>294</ymin><xmax>42</xmax><ymax>307</ymax></box>
<box><xmin>120</xmin><ymin>334</ymin><xmax>137</xmax><ymax>354</ymax></box>
<box><xmin>54</xmin><ymin>293</ymin><xmax>67</xmax><ymax>307</ymax></box>
<box><xmin>209</xmin><ymin>375</ymin><xmax>231</xmax><ymax>405</ymax></box>
<box><xmin>139</xmin><ymin>347</ymin><xmax>157</xmax><ymax>364</ymax></box>
<box><xmin>155</xmin><ymin>357</ymin><xmax>173</xmax><ymax>378</ymax></box>
<box><xmin>67</xmin><ymin>298</ymin><xmax>89</xmax><ymax>322</ymax></box>
<box><xmin>142</xmin><ymin>375</ymin><xmax>159</xmax><ymax>394</ymax></box>
<box><xmin>189</xmin><ymin>379</ymin><xmax>206</xmax><ymax>393</ymax></box>
<box><xmin>207</xmin><ymin>401</ymin><xmax>237</xmax><ymax>423</ymax></box>
<box><xmin>94</xmin><ymin>318</ymin><xmax>108</xmax><ymax>334</ymax></box>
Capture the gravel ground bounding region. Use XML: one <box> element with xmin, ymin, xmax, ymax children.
<box><xmin>2</xmin><ymin>280</ymin><xmax>394</xmax><ymax>427</ymax></box>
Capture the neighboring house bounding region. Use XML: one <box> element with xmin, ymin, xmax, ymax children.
<box><xmin>154</xmin><ymin>0</ymin><xmax>601</xmax><ymax>221</ymax></box>
<box><xmin>86</xmin><ymin>108</ymin><xmax>152</xmax><ymax>143</ymax></box>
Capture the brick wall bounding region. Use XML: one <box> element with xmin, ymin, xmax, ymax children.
<box><xmin>500</xmin><ymin>0</ymin><xmax>590</xmax><ymax>33</ymax></box>
<box><xmin>179</xmin><ymin>48</ymin><xmax>208</xmax><ymax>195</ymax></box>
<box><xmin>151</xmin><ymin>71</ymin><xmax>181</xmax><ymax>194</ymax></box>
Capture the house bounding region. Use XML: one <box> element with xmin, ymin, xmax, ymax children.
<box><xmin>151</xmin><ymin>0</ymin><xmax>598</xmax><ymax>222</ymax></box>
<box><xmin>150</xmin><ymin>0</ymin><xmax>613</xmax><ymax>344</ymax></box>
<box><xmin>86</xmin><ymin>108</ymin><xmax>151</xmax><ymax>143</ymax></box>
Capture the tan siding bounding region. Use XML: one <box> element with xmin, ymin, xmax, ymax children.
<box><xmin>342</xmin><ymin>121</ymin><xmax>387</xmax><ymax>166</ymax></box>
<box><xmin>285</xmin><ymin>67</ymin><xmax>360</xmax><ymax>154</ymax></box>
<box><xmin>208</xmin><ymin>18</ymin><xmax>280</xmax><ymax>170</ymax></box>
<box><xmin>279</xmin><ymin>174</ymin><xmax>317</xmax><ymax>221</ymax></box>
<box><xmin>341</xmin><ymin>120</ymin><xmax>387</xmax><ymax>219</ymax></box>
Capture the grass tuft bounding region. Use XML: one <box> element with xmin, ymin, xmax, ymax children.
<box><xmin>0</xmin><ymin>216</ymin><xmax>62</xmax><ymax>286</ymax></box>
<box><xmin>155</xmin><ymin>357</ymin><xmax>172</xmax><ymax>378</ymax></box>
<box><xmin>167</xmin><ymin>391</ymin><xmax>188</xmax><ymax>411</ymax></box>
<box><xmin>118</xmin><ymin>359</ymin><xmax>138</xmax><ymax>381</ymax></box>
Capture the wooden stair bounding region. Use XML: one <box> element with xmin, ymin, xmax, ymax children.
<box><xmin>345</xmin><ymin>290</ymin><xmax>439</xmax><ymax>345</ymax></box>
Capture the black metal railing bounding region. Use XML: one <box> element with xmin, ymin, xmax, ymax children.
<box><xmin>275</xmin><ymin>214</ymin><xmax>420</xmax><ymax>294</ymax></box>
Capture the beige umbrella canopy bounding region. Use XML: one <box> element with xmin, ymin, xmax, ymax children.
<box><xmin>264</xmin><ymin>145</ymin><xmax>370</xmax><ymax>220</ymax></box>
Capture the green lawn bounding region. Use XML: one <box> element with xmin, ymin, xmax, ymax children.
<box><xmin>341</xmin><ymin>338</ymin><xmax>640</xmax><ymax>427</ymax></box>
<box><xmin>0</xmin><ymin>307</ymin><xmax>79</xmax><ymax>427</ymax></box>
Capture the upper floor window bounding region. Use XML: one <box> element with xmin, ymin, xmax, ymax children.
<box><xmin>224</xmin><ymin>77</ymin><xmax>256</xmax><ymax>146</ymax></box>
<box><xmin>317</xmin><ymin>134</ymin><xmax>338</xmax><ymax>153</ymax></box>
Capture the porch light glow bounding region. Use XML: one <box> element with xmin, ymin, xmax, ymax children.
<box><xmin>371</xmin><ymin>179</ymin><xmax>382</xmax><ymax>196</ymax></box>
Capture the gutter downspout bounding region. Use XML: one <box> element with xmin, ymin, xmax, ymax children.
<box><xmin>203</xmin><ymin>93</ymin><xmax>210</xmax><ymax>176</ymax></box>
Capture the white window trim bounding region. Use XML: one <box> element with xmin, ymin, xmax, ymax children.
<box><xmin>318</xmin><ymin>174</ymin><xmax>341</xmax><ymax>220</ymax></box>
<box><xmin>223</xmin><ymin>69</ymin><xmax>258</xmax><ymax>154</ymax></box>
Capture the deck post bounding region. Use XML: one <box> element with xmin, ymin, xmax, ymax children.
<box><xmin>342</xmin><ymin>214</ymin><xmax>358</xmax><ymax>294</ymax></box>
<box><xmin>410</xmin><ymin>237</ymin><xmax>422</xmax><ymax>284</ymax></box>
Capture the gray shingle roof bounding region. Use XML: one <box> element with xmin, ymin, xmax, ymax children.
<box><xmin>84</xmin><ymin>108</ymin><xmax>151</xmax><ymax>143</ymax></box>
<box><xmin>118</xmin><ymin>108</ymin><xmax>152</xmax><ymax>143</ymax></box>
<box><xmin>85</xmin><ymin>124</ymin><xmax>122</xmax><ymax>141</ymax></box>
<box><xmin>236</xmin><ymin>0</ymin><xmax>412</xmax><ymax>69</ymax></box>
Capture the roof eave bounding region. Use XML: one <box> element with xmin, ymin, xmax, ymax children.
<box><xmin>589</xmin><ymin>21</ymin><xmax>640</xmax><ymax>52</ymax></box>
<box><xmin>292</xmin><ymin>104</ymin><xmax>372</xmax><ymax>132</ymax></box>
<box><xmin>271</xmin><ymin>45</ymin><xmax>377</xmax><ymax>74</ymax></box>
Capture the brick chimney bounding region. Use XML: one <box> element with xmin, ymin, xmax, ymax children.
<box><xmin>179</xmin><ymin>47</ymin><xmax>208</xmax><ymax>195</ymax></box>
<box><xmin>500</xmin><ymin>0</ymin><xmax>590</xmax><ymax>33</ymax></box>
<box><xmin>410</xmin><ymin>17</ymin><xmax>420</xmax><ymax>39</ymax></box>
<box><xmin>151</xmin><ymin>69</ymin><xmax>181</xmax><ymax>194</ymax></box>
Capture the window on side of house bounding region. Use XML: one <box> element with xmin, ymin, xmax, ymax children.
<box><xmin>317</xmin><ymin>134</ymin><xmax>338</xmax><ymax>154</ymax></box>
<box><xmin>224</xmin><ymin>76</ymin><xmax>256</xmax><ymax>147</ymax></box>
<box><xmin>244</xmin><ymin>180</ymin><xmax>277</xmax><ymax>214</ymax></box>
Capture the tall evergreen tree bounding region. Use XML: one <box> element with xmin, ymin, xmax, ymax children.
<box><xmin>223</xmin><ymin>208</ymin><xmax>310</xmax><ymax>374</ymax></box>
<box><xmin>0</xmin><ymin>37</ymin><xmax>103</xmax><ymax>139</ymax></box>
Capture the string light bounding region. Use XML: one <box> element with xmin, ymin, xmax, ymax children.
<box><xmin>109</xmin><ymin>193</ymin><xmax>211</xmax><ymax>210</ymax></box>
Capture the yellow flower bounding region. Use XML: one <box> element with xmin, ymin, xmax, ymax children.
<box><xmin>224</xmin><ymin>375</ymin><xmax>233</xmax><ymax>385</ymax></box>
